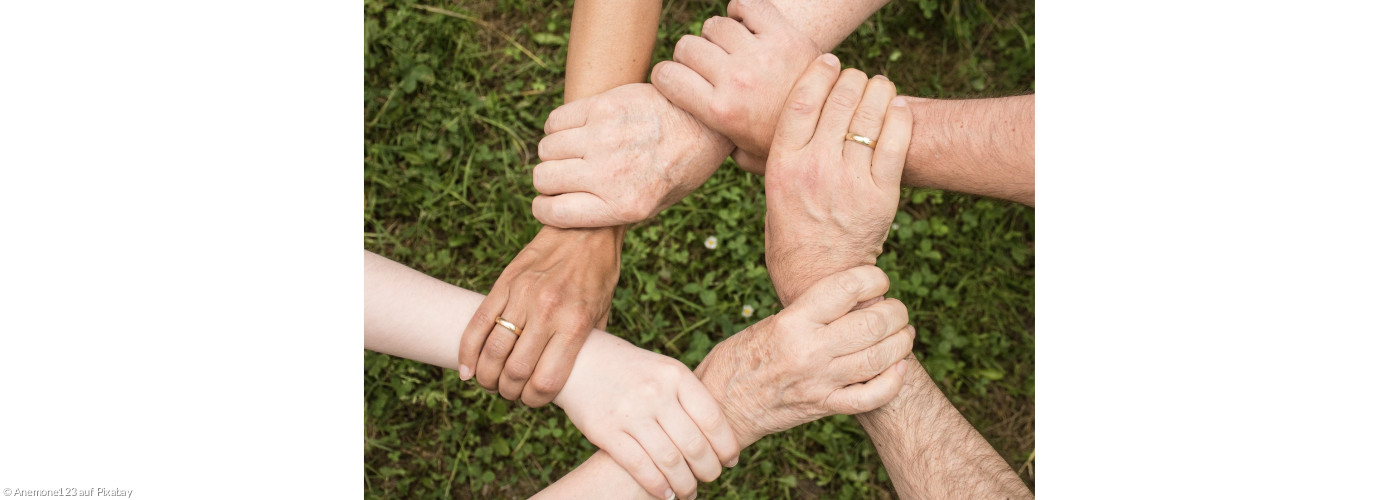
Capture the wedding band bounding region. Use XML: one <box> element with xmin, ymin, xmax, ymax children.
<box><xmin>844</xmin><ymin>133</ymin><xmax>876</xmax><ymax>148</ymax></box>
<box><xmin>495</xmin><ymin>317</ymin><xmax>520</xmax><ymax>336</ymax></box>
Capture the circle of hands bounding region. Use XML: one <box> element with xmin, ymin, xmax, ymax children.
<box><xmin>456</xmin><ymin>0</ymin><xmax>916</xmax><ymax>498</ymax></box>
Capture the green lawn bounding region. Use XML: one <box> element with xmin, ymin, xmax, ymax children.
<box><xmin>364</xmin><ymin>0</ymin><xmax>1034</xmax><ymax>496</ymax></box>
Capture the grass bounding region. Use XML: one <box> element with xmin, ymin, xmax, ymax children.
<box><xmin>364</xmin><ymin>0</ymin><xmax>1034</xmax><ymax>496</ymax></box>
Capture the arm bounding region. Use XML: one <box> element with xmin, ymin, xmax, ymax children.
<box><xmin>655</xmin><ymin>0</ymin><xmax>1036</xmax><ymax>206</ymax></box>
<box><xmin>902</xmin><ymin>95</ymin><xmax>1035</xmax><ymax>206</ymax></box>
<box><xmin>370</xmin><ymin>251</ymin><xmax>738</xmax><ymax>500</ymax></box>
<box><xmin>759</xmin><ymin>54</ymin><xmax>1033</xmax><ymax>497</ymax></box>
<box><xmin>531</xmin><ymin>0</ymin><xmax>889</xmax><ymax>228</ymax></box>
<box><xmin>536</xmin><ymin>267</ymin><xmax>914</xmax><ymax>499</ymax></box>
<box><xmin>858</xmin><ymin>357</ymin><xmax>1033</xmax><ymax>499</ymax></box>
<box><xmin>564</xmin><ymin>0</ymin><xmax>660</xmax><ymax>101</ymax></box>
<box><xmin>457</xmin><ymin>0</ymin><xmax>660</xmax><ymax>406</ymax></box>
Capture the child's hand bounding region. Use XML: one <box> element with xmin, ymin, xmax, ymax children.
<box><xmin>554</xmin><ymin>332</ymin><xmax>740</xmax><ymax>500</ymax></box>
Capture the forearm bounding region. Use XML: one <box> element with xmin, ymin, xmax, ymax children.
<box><xmin>856</xmin><ymin>357</ymin><xmax>1031</xmax><ymax>499</ymax></box>
<box><xmin>364</xmin><ymin>250</ymin><xmax>483</xmax><ymax>369</ymax></box>
<box><xmin>901</xmin><ymin>95</ymin><xmax>1035</xmax><ymax>206</ymax></box>
<box><xmin>564</xmin><ymin>0</ymin><xmax>660</xmax><ymax>102</ymax></box>
<box><xmin>533</xmin><ymin>452</ymin><xmax>653</xmax><ymax>500</ymax></box>
<box><xmin>769</xmin><ymin>0</ymin><xmax>890</xmax><ymax>51</ymax></box>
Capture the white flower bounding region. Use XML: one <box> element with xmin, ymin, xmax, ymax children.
<box><xmin>704</xmin><ymin>235</ymin><xmax>718</xmax><ymax>250</ymax></box>
<box><xmin>892</xmin><ymin>223</ymin><xmax>900</xmax><ymax>230</ymax></box>
<box><xmin>741</xmin><ymin>304</ymin><xmax>754</xmax><ymax>318</ymax></box>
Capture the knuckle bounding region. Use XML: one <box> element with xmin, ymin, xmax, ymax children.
<box><xmin>853</xmin><ymin>105</ymin><xmax>883</xmax><ymax>126</ymax></box>
<box><xmin>786</xmin><ymin>90</ymin><xmax>820</xmax><ymax>114</ymax></box>
<box><xmin>833</xmin><ymin>271</ymin><xmax>863</xmax><ymax>297</ymax></box>
<box><xmin>827</xmin><ymin>87</ymin><xmax>859</xmax><ymax>109</ymax></box>
<box><xmin>504</xmin><ymin>359</ymin><xmax>533</xmax><ymax>381</ymax></box>
<box><xmin>544</xmin><ymin>108</ymin><xmax>563</xmax><ymax>133</ymax></box>
<box><xmin>683</xmin><ymin>434</ymin><xmax>711</xmax><ymax>459</ymax></box>
<box><xmin>484</xmin><ymin>335</ymin><xmax>515</xmax><ymax>358</ymax></box>
<box><xmin>864</xmin><ymin>345</ymin><xmax>886</xmax><ymax>374</ymax></box>
<box><xmin>529</xmin><ymin>372</ymin><xmax>563</xmax><ymax>395</ymax></box>
<box><xmin>676</xmin><ymin>34</ymin><xmax>699</xmax><ymax>56</ymax></box>
<box><xmin>658</xmin><ymin>447</ymin><xmax>685</xmax><ymax>468</ymax></box>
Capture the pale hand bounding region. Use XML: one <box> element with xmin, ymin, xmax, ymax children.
<box><xmin>531</xmin><ymin>83</ymin><xmax>733</xmax><ymax>228</ymax></box>
<box><xmin>651</xmin><ymin>0</ymin><xmax>821</xmax><ymax>174</ymax></box>
<box><xmin>554</xmin><ymin>331</ymin><xmax>741</xmax><ymax>500</ymax></box>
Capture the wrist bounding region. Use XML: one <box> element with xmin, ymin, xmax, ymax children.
<box><xmin>694</xmin><ymin>342</ymin><xmax>766</xmax><ymax>447</ymax></box>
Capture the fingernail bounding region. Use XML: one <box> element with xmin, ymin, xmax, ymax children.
<box><xmin>873</xmin><ymin>74</ymin><xmax>889</xmax><ymax>81</ymax></box>
<box><xmin>458</xmin><ymin>364</ymin><xmax>473</xmax><ymax>381</ymax></box>
<box><xmin>819</xmin><ymin>53</ymin><xmax>838</xmax><ymax>68</ymax></box>
<box><xmin>689</xmin><ymin>492</ymin><xmax>698</xmax><ymax>500</ymax></box>
<box><xmin>664</xmin><ymin>489</ymin><xmax>675</xmax><ymax>500</ymax></box>
<box><xmin>725</xmin><ymin>456</ymin><xmax>739</xmax><ymax>468</ymax></box>
<box><xmin>897</xmin><ymin>360</ymin><xmax>909</xmax><ymax>376</ymax></box>
<box><xmin>891</xmin><ymin>96</ymin><xmax>908</xmax><ymax>108</ymax></box>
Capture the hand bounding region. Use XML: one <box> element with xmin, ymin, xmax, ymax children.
<box><xmin>651</xmin><ymin>0</ymin><xmax>820</xmax><ymax>174</ymax></box>
<box><xmin>531</xmin><ymin>83</ymin><xmax>733</xmax><ymax>228</ymax></box>
<box><xmin>457</xmin><ymin>225</ymin><xmax>622</xmax><ymax>407</ymax></box>
<box><xmin>554</xmin><ymin>331</ymin><xmax>741</xmax><ymax>500</ymax></box>
<box><xmin>762</xmin><ymin>54</ymin><xmax>912</xmax><ymax>306</ymax></box>
<box><xmin>694</xmin><ymin>266</ymin><xmax>913</xmax><ymax>445</ymax></box>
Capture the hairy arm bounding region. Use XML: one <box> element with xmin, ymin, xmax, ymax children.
<box><xmin>857</xmin><ymin>356</ymin><xmax>1032</xmax><ymax>499</ymax></box>
<box><xmin>902</xmin><ymin>94</ymin><xmax>1035</xmax><ymax>206</ymax></box>
<box><xmin>768</xmin><ymin>0</ymin><xmax>888</xmax><ymax>51</ymax></box>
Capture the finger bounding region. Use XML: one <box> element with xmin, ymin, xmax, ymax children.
<box><xmin>458</xmin><ymin>288</ymin><xmax>509</xmax><ymax>380</ymax></box>
<box><xmin>600</xmin><ymin>436</ymin><xmax>673</xmax><ymax>500</ymax></box>
<box><xmin>496</xmin><ymin>320</ymin><xmax>551</xmax><ymax>402</ymax></box>
<box><xmin>659</xmin><ymin>406</ymin><xmax>724</xmax><ymax>484</ymax></box>
<box><xmin>631</xmin><ymin>424</ymin><xmax>699</xmax><ymax>500</ymax></box>
<box><xmin>788</xmin><ymin>265</ymin><xmax>890</xmax><ymax>325</ymax></box>
<box><xmin>699</xmin><ymin>16</ymin><xmax>754</xmax><ymax>53</ymax></box>
<box><xmin>830</xmin><ymin>325</ymin><xmax>914</xmax><ymax>384</ymax></box>
<box><xmin>824</xmin><ymin>359</ymin><xmax>908</xmax><ymax>414</ymax></box>
<box><xmin>537</xmin><ymin>127</ymin><xmax>587</xmax><ymax>161</ymax></box>
<box><xmin>474</xmin><ymin>303</ymin><xmax>526</xmax><ymax>392</ymax></box>
<box><xmin>842</xmin><ymin>75</ymin><xmax>896</xmax><ymax>168</ymax></box>
<box><xmin>672</xmin><ymin>35</ymin><xmax>729</xmax><ymax>86</ymax></box>
<box><xmin>677</xmin><ymin>375</ymin><xmax>742</xmax><ymax>468</ymax></box>
<box><xmin>520</xmin><ymin>317</ymin><xmax>591</xmax><ymax>407</ymax></box>
<box><xmin>532</xmin><ymin>158</ymin><xmax>591</xmax><ymax>196</ymax></box>
<box><xmin>813</xmin><ymin>68</ymin><xmax>869</xmax><ymax>158</ymax></box>
<box><xmin>726</xmin><ymin>0</ymin><xmax>787</xmax><ymax>35</ymax></box>
<box><xmin>651</xmin><ymin>61</ymin><xmax>715</xmax><ymax>120</ymax></box>
<box><xmin>872</xmin><ymin>96</ymin><xmax>913</xmax><ymax>191</ymax></box>
<box><xmin>532</xmin><ymin>192</ymin><xmax>627</xmax><ymax>228</ymax></box>
<box><xmin>826</xmin><ymin>298</ymin><xmax>909</xmax><ymax>356</ymax></box>
<box><xmin>543</xmin><ymin>99</ymin><xmax>589</xmax><ymax>134</ymax></box>
<box><xmin>771</xmin><ymin>53</ymin><xmax>840</xmax><ymax>152</ymax></box>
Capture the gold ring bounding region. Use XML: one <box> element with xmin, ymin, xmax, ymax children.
<box><xmin>844</xmin><ymin>132</ymin><xmax>876</xmax><ymax>149</ymax></box>
<box><xmin>494</xmin><ymin>317</ymin><xmax>520</xmax><ymax>336</ymax></box>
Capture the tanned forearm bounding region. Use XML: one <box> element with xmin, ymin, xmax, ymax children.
<box><xmin>857</xmin><ymin>355</ymin><xmax>1032</xmax><ymax>499</ymax></box>
<box><xmin>545</xmin><ymin>0</ymin><xmax>661</xmax><ymax>303</ymax></box>
<box><xmin>564</xmin><ymin>0</ymin><xmax>660</xmax><ymax>101</ymax></box>
<box><xmin>901</xmin><ymin>94</ymin><xmax>1035</xmax><ymax>206</ymax></box>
